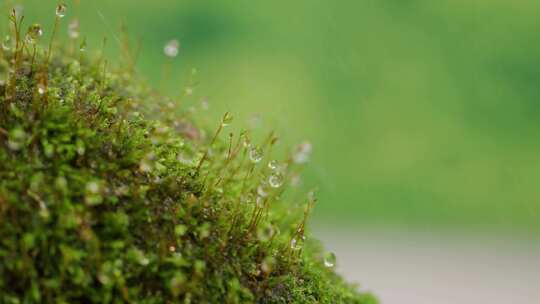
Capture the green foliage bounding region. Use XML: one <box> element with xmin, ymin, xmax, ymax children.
<box><xmin>0</xmin><ymin>9</ymin><xmax>376</xmax><ymax>304</ymax></box>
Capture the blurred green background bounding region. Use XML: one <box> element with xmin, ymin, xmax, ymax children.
<box><xmin>13</xmin><ymin>0</ymin><xmax>540</xmax><ymax>234</ymax></box>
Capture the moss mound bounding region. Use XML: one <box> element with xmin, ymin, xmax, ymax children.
<box><xmin>0</xmin><ymin>9</ymin><xmax>376</xmax><ymax>304</ymax></box>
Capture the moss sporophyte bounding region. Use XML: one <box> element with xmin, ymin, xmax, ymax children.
<box><xmin>0</xmin><ymin>4</ymin><xmax>377</xmax><ymax>303</ymax></box>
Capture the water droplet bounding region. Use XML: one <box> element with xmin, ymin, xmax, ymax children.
<box><xmin>177</xmin><ymin>152</ymin><xmax>194</xmax><ymax>166</ymax></box>
<box><xmin>257</xmin><ymin>183</ymin><xmax>269</xmax><ymax>197</ymax></box>
<box><xmin>139</xmin><ymin>153</ymin><xmax>156</xmax><ymax>172</ymax></box>
<box><xmin>25</xmin><ymin>24</ymin><xmax>43</xmax><ymax>45</ymax></box>
<box><xmin>307</xmin><ymin>190</ymin><xmax>317</xmax><ymax>203</ymax></box>
<box><xmin>261</xmin><ymin>256</ymin><xmax>275</xmax><ymax>274</ymax></box>
<box><xmin>2</xmin><ymin>36</ymin><xmax>12</xmax><ymax>51</ymax></box>
<box><xmin>269</xmin><ymin>173</ymin><xmax>284</xmax><ymax>188</ymax></box>
<box><xmin>255</xmin><ymin>196</ymin><xmax>264</xmax><ymax>208</ymax></box>
<box><xmin>248</xmin><ymin>114</ymin><xmax>262</xmax><ymax>129</ymax></box>
<box><xmin>37</xmin><ymin>84</ymin><xmax>46</xmax><ymax>95</ymax></box>
<box><xmin>268</xmin><ymin>160</ymin><xmax>277</xmax><ymax>170</ymax></box>
<box><xmin>79</xmin><ymin>39</ymin><xmax>87</xmax><ymax>52</ymax></box>
<box><xmin>56</xmin><ymin>3</ymin><xmax>67</xmax><ymax>18</ymax></box>
<box><xmin>221</xmin><ymin>112</ymin><xmax>233</xmax><ymax>127</ymax></box>
<box><xmin>85</xmin><ymin>181</ymin><xmax>103</xmax><ymax>205</ymax></box>
<box><xmin>323</xmin><ymin>252</ymin><xmax>336</xmax><ymax>268</ymax></box>
<box><xmin>290</xmin><ymin>238</ymin><xmax>300</xmax><ymax>250</ymax></box>
<box><xmin>292</xmin><ymin>141</ymin><xmax>312</xmax><ymax>164</ymax></box>
<box><xmin>200</xmin><ymin>98</ymin><xmax>209</xmax><ymax>110</ymax></box>
<box><xmin>7</xmin><ymin>128</ymin><xmax>27</xmax><ymax>151</ymax></box>
<box><xmin>164</xmin><ymin>39</ymin><xmax>180</xmax><ymax>58</ymax></box>
<box><xmin>290</xmin><ymin>174</ymin><xmax>301</xmax><ymax>187</ymax></box>
<box><xmin>249</xmin><ymin>147</ymin><xmax>263</xmax><ymax>163</ymax></box>
<box><xmin>257</xmin><ymin>223</ymin><xmax>274</xmax><ymax>242</ymax></box>
<box><xmin>241</xmin><ymin>193</ymin><xmax>254</xmax><ymax>204</ymax></box>
<box><xmin>68</xmin><ymin>19</ymin><xmax>80</xmax><ymax>39</ymax></box>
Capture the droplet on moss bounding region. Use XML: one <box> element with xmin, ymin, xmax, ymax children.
<box><xmin>68</xmin><ymin>19</ymin><xmax>80</xmax><ymax>39</ymax></box>
<box><xmin>257</xmin><ymin>223</ymin><xmax>275</xmax><ymax>241</ymax></box>
<box><xmin>25</xmin><ymin>24</ymin><xmax>43</xmax><ymax>45</ymax></box>
<box><xmin>221</xmin><ymin>112</ymin><xmax>233</xmax><ymax>127</ymax></box>
<box><xmin>257</xmin><ymin>182</ymin><xmax>269</xmax><ymax>197</ymax></box>
<box><xmin>268</xmin><ymin>160</ymin><xmax>278</xmax><ymax>170</ymax></box>
<box><xmin>290</xmin><ymin>237</ymin><xmax>300</xmax><ymax>250</ymax></box>
<box><xmin>324</xmin><ymin>252</ymin><xmax>336</xmax><ymax>268</ymax></box>
<box><xmin>56</xmin><ymin>3</ymin><xmax>67</xmax><ymax>18</ymax></box>
<box><xmin>269</xmin><ymin>173</ymin><xmax>284</xmax><ymax>188</ymax></box>
<box><xmin>2</xmin><ymin>35</ymin><xmax>12</xmax><ymax>51</ymax></box>
<box><xmin>7</xmin><ymin>128</ymin><xmax>27</xmax><ymax>151</ymax></box>
<box><xmin>293</xmin><ymin>141</ymin><xmax>312</xmax><ymax>164</ymax></box>
<box><xmin>164</xmin><ymin>39</ymin><xmax>180</xmax><ymax>58</ymax></box>
<box><xmin>85</xmin><ymin>181</ymin><xmax>104</xmax><ymax>205</ymax></box>
<box><xmin>249</xmin><ymin>147</ymin><xmax>263</xmax><ymax>163</ymax></box>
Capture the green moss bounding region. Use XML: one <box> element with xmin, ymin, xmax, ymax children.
<box><xmin>0</xmin><ymin>9</ymin><xmax>376</xmax><ymax>304</ymax></box>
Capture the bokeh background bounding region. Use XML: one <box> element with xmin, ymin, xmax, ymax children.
<box><xmin>10</xmin><ymin>0</ymin><xmax>540</xmax><ymax>303</ymax></box>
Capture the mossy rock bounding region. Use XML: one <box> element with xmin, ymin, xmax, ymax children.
<box><xmin>0</xmin><ymin>9</ymin><xmax>377</xmax><ymax>304</ymax></box>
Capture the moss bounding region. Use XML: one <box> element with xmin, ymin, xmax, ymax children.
<box><xmin>0</xmin><ymin>8</ymin><xmax>377</xmax><ymax>304</ymax></box>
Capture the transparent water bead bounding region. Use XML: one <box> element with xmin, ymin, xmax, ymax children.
<box><xmin>257</xmin><ymin>223</ymin><xmax>274</xmax><ymax>242</ymax></box>
<box><xmin>200</xmin><ymin>98</ymin><xmax>209</xmax><ymax>110</ymax></box>
<box><xmin>323</xmin><ymin>252</ymin><xmax>336</xmax><ymax>268</ymax></box>
<box><xmin>56</xmin><ymin>3</ymin><xmax>67</xmax><ymax>18</ymax></box>
<box><xmin>221</xmin><ymin>112</ymin><xmax>233</xmax><ymax>127</ymax></box>
<box><xmin>268</xmin><ymin>173</ymin><xmax>284</xmax><ymax>188</ymax></box>
<box><xmin>79</xmin><ymin>39</ymin><xmax>87</xmax><ymax>52</ymax></box>
<box><xmin>25</xmin><ymin>24</ymin><xmax>43</xmax><ymax>45</ymax></box>
<box><xmin>268</xmin><ymin>160</ymin><xmax>277</xmax><ymax>170</ymax></box>
<box><xmin>261</xmin><ymin>256</ymin><xmax>275</xmax><ymax>274</ymax></box>
<box><xmin>164</xmin><ymin>39</ymin><xmax>180</xmax><ymax>58</ymax></box>
<box><xmin>293</xmin><ymin>141</ymin><xmax>312</xmax><ymax>164</ymax></box>
<box><xmin>68</xmin><ymin>19</ymin><xmax>80</xmax><ymax>39</ymax></box>
<box><xmin>2</xmin><ymin>36</ymin><xmax>12</xmax><ymax>51</ymax></box>
<box><xmin>257</xmin><ymin>183</ymin><xmax>269</xmax><ymax>197</ymax></box>
<box><xmin>37</xmin><ymin>84</ymin><xmax>47</xmax><ymax>95</ymax></box>
<box><xmin>249</xmin><ymin>147</ymin><xmax>263</xmax><ymax>163</ymax></box>
<box><xmin>290</xmin><ymin>238</ymin><xmax>301</xmax><ymax>250</ymax></box>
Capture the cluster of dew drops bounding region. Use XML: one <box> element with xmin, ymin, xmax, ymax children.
<box><xmin>2</xmin><ymin>3</ymin><xmax>84</xmax><ymax>54</ymax></box>
<box><xmin>160</xmin><ymin>31</ymin><xmax>339</xmax><ymax>270</ymax></box>
<box><xmin>3</xmin><ymin>3</ymin><xmax>339</xmax><ymax>270</ymax></box>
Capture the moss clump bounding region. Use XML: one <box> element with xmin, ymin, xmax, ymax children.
<box><xmin>0</xmin><ymin>8</ymin><xmax>377</xmax><ymax>304</ymax></box>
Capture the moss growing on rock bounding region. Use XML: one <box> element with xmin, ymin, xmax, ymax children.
<box><xmin>0</xmin><ymin>7</ymin><xmax>377</xmax><ymax>304</ymax></box>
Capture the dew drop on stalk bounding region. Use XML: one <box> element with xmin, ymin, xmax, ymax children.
<box><xmin>257</xmin><ymin>223</ymin><xmax>274</xmax><ymax>242</ymax></box>
<box><xmin>56</xmin><ymin>3</ymin><xmax>67</xmax><ymax>18</ymax></box>
<box><xmin>25</xmin><ymin>24</ymin><xmax>43</xmax><ymax>45</ymax></box>
<box><xmin>221</xmin><ymin>112</ymin><xmax>233</xmax><ymax>127</ymax></box>
<box><xmin>292</xmin><ymin>141</ymin><xmax>312</xmax><ymax>164</ymax></box>
<box><xmin>68</xmin><ymin>19</ymin><xmax>80</xmax><ymax>39</ymax></box>
<box><xmin>200</xmin><ymin>97</ymin><xmax>209</xmax><ymax>110</ymax></box>
<box><xmin>37</xmin><ymin>84</ymin><xmax>46</xmax><ymax>95</ymax></box>
<box><xmin>257</xmin><ymin>183</ymin><xmax>269</xmax><ymax>197</ymax></box>
<box><xmin>323</xmin><ymin>252</ymin><xmax>336</xmax><ymax>268</ymax></box>
<box><xmin>290</xmin><ymin>238</ymin><xmax>300</xmax><ymax>250</ymax></box>
<box><xmin>164</xmin><ymin>39</ymin><xmax>180</xmax><ymax>58</ymax></box>
<box><xmin>79</xmin><ymin>39</ymin><xmax>87</xmax><ymax>52</ymax></box>
<box><xmin>268</xmin><ymin>160</ymin><xmax>277</xmax><ymax>170</ymax></box>
<box><xmin>255</xmin><ymin>196</ymin><xmax>264</xmax><ymax>208</ymax></box>
<box><xmin>2</xmin><ymin>36</ymin><xmax>12</xmax><ymax>51</ymax></box>
<box><xmin>269</xmin><ymin>173</ymin><xmax>284</xmax><ymax>188</ymax></box>
<box><xmin>249</xmin><ymin>147</ymin><xmax>263</xmax><ymax>163</ymax></box>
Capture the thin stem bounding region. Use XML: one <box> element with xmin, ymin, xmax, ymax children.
<box><xmin>47</xmin><ymin>17</ymin><xmax>60</xmax><ymax>64</ymax></box>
